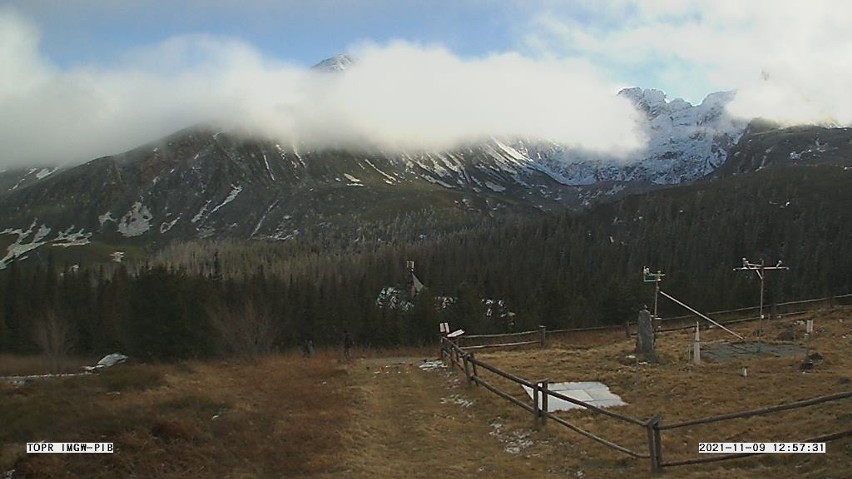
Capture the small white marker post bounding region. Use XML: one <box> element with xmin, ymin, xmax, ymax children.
<box><xmin>693</xmin><ymin>322</ymin><xmax>701</xmax><ymax>364</ymax></box>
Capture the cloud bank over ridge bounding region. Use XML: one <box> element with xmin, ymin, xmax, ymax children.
<box><xmin>523</xmin><ymin>0</ymin><xmax>852</xmax><ymax>126</ymax></box>
<box><xmin>0</xmin><ymin>8</ymin><xmax>644</xmax><ymax>168</ymax></box>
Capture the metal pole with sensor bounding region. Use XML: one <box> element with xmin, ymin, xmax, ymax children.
<box><xmin>734</xmin><ymin>258</ymin><xmax>789</xmax><ymax>351</ymax></box>
<box><xmin>643</xmin><ymin>267</ymin><xmax>665</xmax><ymax>326</ymax></box>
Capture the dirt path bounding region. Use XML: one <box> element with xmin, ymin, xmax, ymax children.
<box><xmin>320</xmin><ymin>357</ymin><xmax>581</xmax><ymax>479</ymax></box>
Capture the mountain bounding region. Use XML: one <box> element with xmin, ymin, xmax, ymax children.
<box><xmin>523</xmin><ymin>88</ymin><xmax>746</xmax><ymax>190</ymax></box>
<box><xmin>716</xmin><ymin>120</ymin><xmax>852</xmax><ymax>176</ymax></box>
<box><xmin>311</xmin><ymin>54</ymin><xmax>355</xmax><ymax>72</ymax></box>
<box><xmin>0</xmin><ymin>69</ymin><xmax>848</xmax><ymax>269</ymax></box>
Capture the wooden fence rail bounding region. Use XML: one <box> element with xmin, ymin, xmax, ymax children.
<box><xmin>544</xmin><ymin>388</ymin><xmax>646</xmax><ymax>427</ymax></box>
<box><xmin>543</xmin><ymin>412</ymin><xmax>648</xmax><ymax>458</ymax></box>
<box><xmin>657</xmin><ymin>292</ymin><xmax>852</xmax><ymax>325</ymax></box>
<box><xmin>452</xmin><ymin>292</ymin><xmax>852</xmax><ymax>352</ymax></box>
<box><xmin>462</xmin><ymin>340</ymin><xmax>539</xmax><ymax>351</ymax></box>
<box><xmin>442</xmin><ymin>337</ymin><xmax>650</xmax><ymax>460</ymax></box>
<box><xmin>659</xmin><ymin>390</ymin><xmax>852</xmax><ymax>430</ymax></box>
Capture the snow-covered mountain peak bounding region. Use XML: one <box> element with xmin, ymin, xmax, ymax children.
<box><xmin>520</xmin><ymin>87</ymin><xmax>747</xmax><ymax>186</ymax></box>
<box><xmin>311</xmin><ymin>54</ymin><xmax>355</xmax><ymax>73</ymax></box>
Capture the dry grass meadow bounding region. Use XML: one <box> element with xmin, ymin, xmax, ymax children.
<box><xmin>1</xmin><ymin>308</ymin><xmax>850</xmax><ymax>478</ymax></box>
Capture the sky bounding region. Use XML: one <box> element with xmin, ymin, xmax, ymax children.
<box><xmin>1</xmin><ymin>0</ymin><xmax>851</xmax><ymax>168</ymax></box>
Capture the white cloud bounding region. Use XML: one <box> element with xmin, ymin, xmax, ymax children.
<box><xmin>524</xmin><ymin>0</ymin><xmax>852</xmax><ymax>125</ymax></box>
<box><xmin>0</xmin><ymin>8</ymin><xmax>643</xmax><ymax>169</ymax></box>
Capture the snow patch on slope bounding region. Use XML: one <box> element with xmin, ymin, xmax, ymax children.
<box><xmin>35</xmin><ymin>167</ymin><xmax>57</xmax><ymax>180</ymax></box>
<box><xmin>192</xmin><ymin>200</ymin><xmax>212</xmax><ymax>224</ymax></box>
<box><xmin>117</xmin><ymin>202</ymin><xmax>153</xmax><ymax>237</ymax></box>
<box><xmin>159</xmin><ymin>214</ymin><xmax>181</xmax><ymax>233</ymax></box>
<box><xmin>210</xmin><ymin>184</ymin><xmax>242</xmax><ymax>214</ymax></box>
<box><xmin>0</xmin><ymin>221</ymin><xmax>91</xmax><ymax>269</ymax></box>
<box><xmin>484</xmin><ymin>181</ymin><xmax>506</xmax><ymax>192</ymax></box>
<box><xmin>98</xmin><ymin>212</ymin><xmax>116</xmax><ymax>227</ymax></box>
<box><xmin>53</xmin><ymin>227</ymin><xmax>92</xmax><ymax>246</ymax></box>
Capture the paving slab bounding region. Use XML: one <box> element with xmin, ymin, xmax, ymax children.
<box><xmin>522</xmin><ymin>381</ymin><xmax>627</xmax><ymax>412</ymax></box>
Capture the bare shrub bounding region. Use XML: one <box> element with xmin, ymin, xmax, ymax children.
<box><xmin>31</xmin><ymin>310</ymin><xmax>76</xmax><ymax>372</ymax></box>
<box><xmin>208</xmin><ymin>300</ymin><xmax>278</xmax><ymax>361</ymax></box>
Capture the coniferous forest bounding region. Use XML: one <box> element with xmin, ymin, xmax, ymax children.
<box><xmin>1</xmin><ymin>165</ymin><xmax>851</xmax><ymax>361</ymax></box>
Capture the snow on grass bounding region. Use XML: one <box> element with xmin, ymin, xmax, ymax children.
<box><xmin>117</xmin><ymin>201</ymin><xmax>153</xmax><ymax>237</ymax></box>
<box><xmin>418</xmin><ymin>360</ymin><xmax>446</xmax><ymax>370</ymax></box>
<box><xmin>489</xmin><ymin>422</ymin><xmax>534</xmax><ymax>455</ymax></box>
<box><xmin>441</xmin><ymin>394</ymin><xmax>474</xmax><ymax>408</ymax></box>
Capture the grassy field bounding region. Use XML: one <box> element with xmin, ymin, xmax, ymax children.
<box><xmin>1</xmin><ymin>352</ymin><xmax>351</xmax><ymax>478</ymax></box>
<box><xmin>459</xmin><ymin>308</ymin><xmax>852</xmax><ymax>478</ymax></box>
<box><xmin>1</xmin><ymin>308</ymin><xmax>849</xmax><ymax>478</ymax></box>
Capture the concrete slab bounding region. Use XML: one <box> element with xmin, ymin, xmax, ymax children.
<box><xmin>701</xmin><ymin>342</ymin><xmax>810</xmax><ymax>362</ymax></box>
<box><xmin>522</xmin><ymin>381</ymin><xmax>627</xmax><ymax>412</ymax></box>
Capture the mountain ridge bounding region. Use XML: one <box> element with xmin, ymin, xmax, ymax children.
<box><xmin>1</xmin><ymin>81</ymin><xmax>850</xmax><ymax>268</ymax></box>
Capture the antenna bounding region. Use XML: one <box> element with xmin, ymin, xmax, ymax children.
<box><xmin>734</xmin><ymin>258</ymin><xmax>789</xmax><ymax>350</ymax></box>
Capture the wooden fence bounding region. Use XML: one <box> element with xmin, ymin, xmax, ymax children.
<box><xmin>634</xmin><ymin>292</ymin><xmax>852</xmax><ymax>335</ymax></box>
<box><xmin>454</xmin><ymin>292</ymin><xmax>852</xmax><ymax>351</ymax></box>
<box><xmin>439</xmin><ymin>336</ymin><xmax>852</xmax><ymax>472</ymax></box>
<box><xmin>455</xmin><ymin>326</ymin><xmax>546</xmax><ymax>350</ymax></box>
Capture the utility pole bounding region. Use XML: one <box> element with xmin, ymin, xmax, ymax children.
<box><xmin>734</xmin><ymin>258</ymin><xmax>789</xmax><ymax>351</ymax></box>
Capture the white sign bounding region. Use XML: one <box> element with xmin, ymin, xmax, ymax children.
<box><xmin>447</xmin><ymin>329</ymin><xmax>465</xmax><ymax>338</ymax></box>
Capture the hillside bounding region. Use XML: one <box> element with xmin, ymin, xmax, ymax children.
<box><xmin>2</xmin><ymin>158</ymin><xmax>849</xmax><ymax>360</ymax></box>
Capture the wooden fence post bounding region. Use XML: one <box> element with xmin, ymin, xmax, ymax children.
<box><xmin>470</xmin><ymin>352</ymin><xmax>479</xmax><ymax>385</ymax></box>
<box><xmin>463</xmin><ymin>353</ymin><xmax>473</xmax><ymax>385</ymax></box>
<box><xmin>533</xmin><ymin>381</ymin><xmax>541</xmax><ymax>429</ymax></box>
<box><xmin>540</xmin><ymin>379</ymin><xmax>549</xmax><ymax>427</ymax></box>
<box><xmin>539</xmin><ymin>325</ymin><xmax>547</xmax><ymax>348</ymax></box>
<box><xmin>646</xmin><ymin>415</ymin><xmax>663</xmax><ymax>473</ymax></box>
